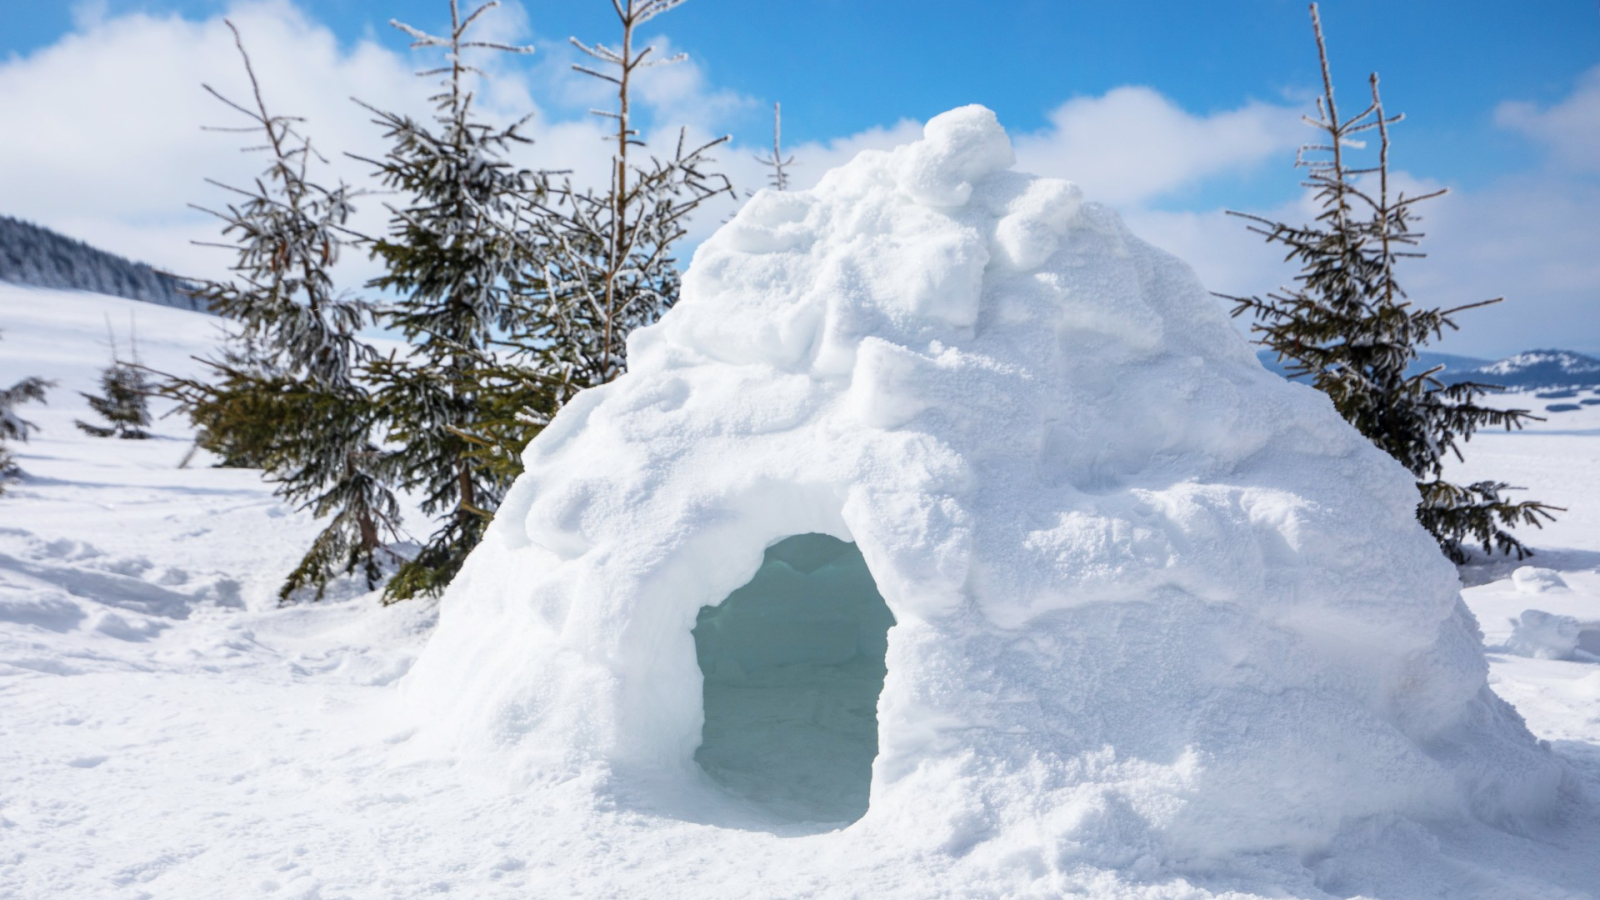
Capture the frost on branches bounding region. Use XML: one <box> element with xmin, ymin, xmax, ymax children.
<box><xmin>513</xmin><ymin>0</ymin><xmax>733</xmax><ymax>397</ymax></box>
<box><xmin>359</xmin><ymin>0</ymin><xmax>539</xmax><ymax>602</ymax></box>
<box><xmin>1224</xmin><ymin>4</ymin><xmax>1559</xmax><ymax>563</ymax></box>
<box><xmin>164</xmin><ymin>21</ymin><xmax>400</xmax><ymax>601</ymax></box>
<box><xmin>751</xmin><ymin>101</ymin><xmax>796</xmax><ymax>193</ymax></box>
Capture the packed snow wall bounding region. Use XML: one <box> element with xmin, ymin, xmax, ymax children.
<box><xmin>402</xmin><ymin>105</ymin><xmax>1567</xmax><ymax>857</ymax></box>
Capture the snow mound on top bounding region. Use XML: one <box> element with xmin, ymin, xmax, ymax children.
<box><xmin>402</xmin><ymin>106</ymin><xmax>1569</xmax><ymax>878</ymax></box>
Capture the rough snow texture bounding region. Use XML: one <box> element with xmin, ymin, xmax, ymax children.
<box><xmin>401</xmin><ymin>106</ymin><xmax>1583</xmax><ymax>891</ymax></box>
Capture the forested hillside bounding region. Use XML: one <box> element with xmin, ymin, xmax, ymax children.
<box><xmin>0</xmin><ymin>215</ymin><xmax>207</xmax><ymax>313</ymax></box>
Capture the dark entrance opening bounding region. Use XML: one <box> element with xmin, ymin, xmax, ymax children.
<box><xmin>692</xmin><ymin>534</ymin><xmax>895</xmax><ymax>824</ymax></box>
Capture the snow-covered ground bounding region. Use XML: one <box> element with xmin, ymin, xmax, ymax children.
<box><xmin>1448</xmin><ymin>385</ymin><xmax>1600</xmax><ymax>803</ymax></box>
<box><xmin>0</xmin><ymin>285</ymin><xmax>441</xmax><ymax>898</ymax></box>
<box><xmin>2</xmin><ymin>280</ymin><xmax>1598</xmax><ymax>899</ymax></box>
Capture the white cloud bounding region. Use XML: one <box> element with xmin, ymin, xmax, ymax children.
<box><xmin>0</xmin><ymin>3</ymin><xmax>1303</xmax><ymax>294</ymax></box>
<box><xmin>1495</xmin><ymin>65</ymin><xmax>1600</xmax><ymax>174</ymax></box>
<box><xmin>1402</xmin><ymin>175</ymin><xmax>1600</xmax><ymax>355</ymax></box>
<box><xmin>0</xmin><ymin>1</ymin><xmax>428</xmax><ymax>283</ymax></box>
<box><xmin>626</xmin><ymin>37</ymin><xmax>754</xmax><ymax>135</ymax></box>
<box><xmin>1045</xmin><ymin>73</ymin><xmax>1600</xmax><ymax>359</ymax></box>
<box><xmin>1013</xmin><ymin>87</ymin><xmax>1304</xmax><ymax>206</ymax></box>
<box><xmin>1124</xmin><ymin>167</ymin><xmax>1600</xmax><ymax>359</ymax></box>
<box><xmin>0</xmin><ymin>0</ymin><xmax>750</xmax><ymax>287</ymax></box>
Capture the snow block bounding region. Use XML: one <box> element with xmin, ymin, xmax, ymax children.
<box><xmin>1506</xmin><ymin>609</ymin><xmax>1583</xmax><ymax>660</ymax></box>
<box><xmin>402</xmin><ymin>105</ymin><xmax>1567</xmax><ymax>861</ymax></box>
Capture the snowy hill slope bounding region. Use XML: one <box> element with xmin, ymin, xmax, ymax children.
<box><xmin>1</xmin><ymin>287</ymin><xmax>1598</xmax><ymax>898</ymax></box>
<box><xmin>1</xmin><ymin>284</ymin><xmax>346</xmax><ymax>613</ymax></box>
<box><xmin>1414</xmin><ymin>350</ymin><xmax>1497</xmax><ymax>378</ymax></box>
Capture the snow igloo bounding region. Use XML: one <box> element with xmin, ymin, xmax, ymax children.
<box><xmin>402</xmin><ymin>106</ymin><xmax>1566</xmax><ymax>862</ymax></box>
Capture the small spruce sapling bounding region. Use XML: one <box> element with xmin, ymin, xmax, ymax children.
<box><xmin>1223</xmin><ymin>3</ymin><xmax>1560</xmax><ymax>563</ymax></box>
<box><xmin>0</xmin><ymin>330</ymin><xmax>53</xmax><ymax>494</ymax></box>
<box><xmin>77</xmin><ymin>320</ymin><xmax>152</xmax><ymax>440</ymax></box>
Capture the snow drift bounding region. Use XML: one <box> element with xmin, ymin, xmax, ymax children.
<box><xmin>402</xmin><ymin>105</ymin><xmax>1567</xmax><ymax>867</ymax></box>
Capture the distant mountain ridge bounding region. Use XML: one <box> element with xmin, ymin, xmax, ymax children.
<box><xmin>1460</xmin><ymin>350</ymin><xmax>1600</xmax><ymax>388</ymax></box>
<box><xmin>1256</xmin><ymin>348</ymin><xmax>1600</xmax><ymax>390</ymax></box>
<box><xmin>0</xmin><ymin>215</ymin><xmax>210</xmax><ymax>314</ymax></box>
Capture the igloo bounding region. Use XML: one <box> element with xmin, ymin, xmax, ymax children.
<box><xmin>401</xmin><ymin>106</ymin><xmax>1570</xmax><ymax>880</ymax></box>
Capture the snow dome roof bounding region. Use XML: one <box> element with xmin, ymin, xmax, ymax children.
<box><xmin>400</xmin><ymin>105</ymin><xmax>1567</xmax><ymax>883</ymax></box>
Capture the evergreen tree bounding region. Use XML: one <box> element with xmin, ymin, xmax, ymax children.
<box><xmin>164</xmin><ymin>21</ymin><xmax>401</xmax><ymax>600</ymax></box>
<box><xmin>358</xmin><ymin>0</ymin><xmax>540</xmax><ymax>602</ymax></box>
<box><xmin>0</xmin><ymin>331</ymin><xmax>53</xmax><ymax>495</ymax></box>
<box><xmin>447</xmin><ymin>0</ymin><xmax>733</xmax><ymax>498</ymax></box>
<box><xmin>1224</xmin><ymin>3</ymin><xmax>1559</xmax><ymax>564</ymax></box>
<box><xmin>514</xmin><ymin>0</ymin><xmax>733</xmax><ymax>398</ymax></box>
<box><xmin>76</xmin><ymin>324</ymin><xmax>152</xmax><ymax>440</ymax></box>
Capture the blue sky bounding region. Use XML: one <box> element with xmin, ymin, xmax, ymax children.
<box><xmin>2</xmin><ymin>1</ymin><xmax>1597</xmax><ymax>355</ymax></box>
<box><xmin>10</xmin><ymin>1</ymin><xmax>1592</xmax><ymax>187</ymax></box>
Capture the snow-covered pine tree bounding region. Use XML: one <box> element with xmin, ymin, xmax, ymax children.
<box><xmin>753</xmin><ymin>101</ymin><xmax>795</xmax><ymax>192</ymax></box>
<box><xmin>165</xmin><ymin>22</ymin><xmax>401</xmax><ymax>599</ymax></box>
<box><xmin>452</xmin><ymin>0</ymin><xmax>733</xmax><ymax>495</ymax></box>
<box><xmin>358</xmin><ymin>0</ymin><xmax>539</xmax><ymax>602</ymax></box>
<box><xmin>1223</xmin><ymin>3</ymin><xmax>1559</xmax><ymax>563</ymax></box>
<box><xmin>76</xmin><ymin>325</ymin><xmax>152</xmax><ymax>439</ymax></box>
<box><xmin>510</xmin><ymin>0</ymin><xmax>732</xmax><ymax>402</ymax></box>
<box><xmin>0</xmin><ymin>331</ymin><xmax>53</xmax><ymax>495</ymax></box>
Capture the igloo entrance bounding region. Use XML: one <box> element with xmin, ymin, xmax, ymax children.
<box><xmin>692</xmin><ymin>534</ymin><xmax>895</xmax><ymax>825</ymax></box>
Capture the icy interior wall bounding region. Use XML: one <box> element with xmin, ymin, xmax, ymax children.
<box><xmin>402</xmin><ymin>104</ymin><xmax>1569</xmax><ymax>862</ymax></box>
<box><xmin>693</xmin><ymin>534</ymin><xmax>895</xmax><ymax>824</ymax></box>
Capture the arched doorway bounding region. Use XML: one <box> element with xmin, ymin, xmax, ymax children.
<box><xmin>692</xmin><ymin>534</ymin><xmax>895</xmax><ymax>824</ymax></box>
